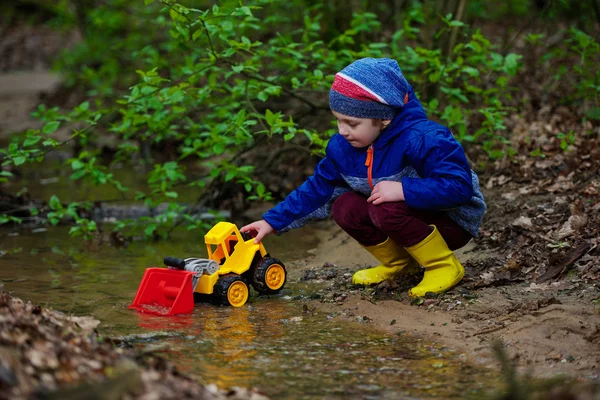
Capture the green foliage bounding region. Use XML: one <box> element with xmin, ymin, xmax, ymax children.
<box><xmin>4</xmin><ymin>0</ymin><xmax>596</xmax><ymax>239</ymax></box>
<box><xmin>557</xmin><ymin>130</ymin><xmax>577</xmax><ymax>151</ymax></box>
<box><xmin>539</xmin><ymin>28</ymin><xmax>600</xmax><ymax>120</ymax></box>
<box><xmin>388</xmin><ymin>25</ymin><xmax>522</xmax><ymax>157</ymax></box>
<box><xmin>568</xmin><ymin>29</ymin><xmax>600</xmax><ymax>120</ymax></box>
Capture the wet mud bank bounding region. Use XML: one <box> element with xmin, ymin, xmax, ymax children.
<box><xmin>298</xmin><ymin>218</ymin><xmax>600</xmax><ymax>385</ymax></box>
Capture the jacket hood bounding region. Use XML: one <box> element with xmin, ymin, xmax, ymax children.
<box><xmin>373</xmin><ymin>88</ymin><xmax>429</xmax><ymax>149</ymax></box>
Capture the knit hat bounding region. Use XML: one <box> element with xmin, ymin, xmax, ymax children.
<box><xmin>329</xmin><ymin>58</ymin><xmax>410</xmax><ymax>120</ymax></box>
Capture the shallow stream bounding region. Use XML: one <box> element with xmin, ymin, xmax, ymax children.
<box><xmin>0</xmin><ymin>224</ymin><xmax>502</xmax><ymax>399</ymax></box>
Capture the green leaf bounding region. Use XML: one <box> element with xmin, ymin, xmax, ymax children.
<box><xmin>145</xmin><ymin>224</ymin><xmax>157</xmax><ymax>236</ymax></box>
<box><xmin>428</xmin><ymin>98</ymin><xmax>439</xmax><ymax>111</ymax></box>
<box><xmin>71</xmin><ymin>160</ymin><xmax>84</xmax><ymax>170</ymax></box>
<box><xmin>504</xmin><ymin>53</ymin><xmax>521</xmax><ymax>75</ymax></box>
<box><xmin>239</xmin><ymin>6</ymin><xmax>253</xmax><ymax>16</ymax></box>
<box><xmin>265</xmin><ymin>109</ymin><xmax>275</xmax><ymax>126</ymax></box>
<box><xmin>12</xmin><ymin>156</ymin><xmax>26</xmax><ymax>166</ymax></box>
<box><xmin>192</xmin><ymin>29</ymin><xmax>204</xmax><ymax>42</ymax></box>
<box><xmin>165</xmin><ymin>191</ymin><xmax>178</xmax><ymax>198</ymax></box>
<box><xmin>144</xmin><ymin>0</ymin><xmax>154</xmax><ymax>4</ymax></box>
<box><xmin>49</xmin><ymin>195</ymin><xmax>62</xmax><ymax>210</ymax></box>
<box><xmin>462</xmin><ymin>67</ymin><xmax>479</xmax><ymax>77</ymax></box>
<box><xmin>466</xmin><ymin>41</ymin><xmax>482</xmax><ymax>53</ymax></box>
<box><xmin>23</xmin><ymin>136</ymin><xmax>42</xmax><ymax>147</ymax></box>
<box><xmin>166</xmin><ymin>169</ymin><xmax>178</xmax><ymax>181</ymax></box>
<box><xmin>70</xmin><ymin>170</ymin><xmax>87</xmax><ymax>180</ymax></box>
<box><xmin>257</xmin><ymin>91</ymin><xmax>268</xmax><ymax>102</ymax></box>
<box><xmin>42</xmin><ymin>121</ymin><xmax>60</xmax><ymax>135</ymax></box>
<box><xmin>212</xmin><ymin>142</ymin><xmax>225</xmax><ymax>154</ymax></box>
<box><xmin>235</xmin><ymin>110</ymin><xmax>246</xmax><ymax>126</ymax></box>
<box><xmin>225</xmin><ymin>170</ymin><xmax>236</xmax><ymax>181</ymax></box>
<box><xmin>222</xmin><ymin>48</ymin><xmax>236</xmax><ymax>57</ymax></box>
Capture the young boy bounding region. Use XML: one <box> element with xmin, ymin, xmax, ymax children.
<box><xmin>241</xmin><ymin>58</ymin><xmax>486</xmax><ymax>297</ymax></box>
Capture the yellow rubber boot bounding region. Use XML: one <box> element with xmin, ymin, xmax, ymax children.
<box><xmin>405</xmin><ymin>226</ymin><xmax>464</xmax><ymax>297</ymax></box>
<box><xmin>352</xmin><ymin>238</ymin><xmax>418</xmax><ymax>286</ymax></box>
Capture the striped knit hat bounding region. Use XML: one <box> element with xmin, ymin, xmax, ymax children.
<box><xmin>329</xmin><ymin>58</ymin><xmax>410</xmax><ymax>120</ymax></box>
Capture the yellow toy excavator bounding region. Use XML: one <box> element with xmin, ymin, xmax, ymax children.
<box><xmin>129</xmin><ymin>221</ymin><xmax>287</xmax><ymax>315</ymax></box>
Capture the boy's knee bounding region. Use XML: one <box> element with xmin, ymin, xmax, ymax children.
<box><xmin>369</xmin><ymin>201</ymin><xmax>411</xmax><ymax>230</ymax></box>
<box><xmin>332</xmin><ymin>192</ymin><xmax>365</xmax><ymax>226</ymax></box>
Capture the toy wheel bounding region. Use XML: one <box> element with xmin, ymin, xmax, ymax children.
<box><xmin>252</xmin><ymin>257</ymin><xmax>286</xmax><ymax>295</ymax></box>
<box><xmin>214</xmin><ymin>274</ymin><xmax>249</xmax><ymax>307</ymax></box>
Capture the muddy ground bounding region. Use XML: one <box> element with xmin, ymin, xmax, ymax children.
<box><xmin>292</xmin><ymin>218</ymin><xmax>600</xmax><ymax>380</ymax></box>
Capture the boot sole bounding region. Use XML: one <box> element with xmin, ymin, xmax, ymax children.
<box><xmin>408</xmin><ymin>268</ymin><xmax>464</xmax><ymax>297</ymax></box>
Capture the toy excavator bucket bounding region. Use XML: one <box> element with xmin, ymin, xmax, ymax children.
<box><xmin>129</xmin><ymin>268</ymin><xmax>196</xmax><ymax>316</ymax></box>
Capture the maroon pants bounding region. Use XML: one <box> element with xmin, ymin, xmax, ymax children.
<box><xmin>331</xmin><ymin>191</ymin><xmax>472</xmax><ymax>250</ymax></box>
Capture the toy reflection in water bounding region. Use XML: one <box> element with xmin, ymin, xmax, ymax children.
<box><xmin>133</xmin><ymin>300</ymin><xmax>287</xmax><ymax>390</ymax></box>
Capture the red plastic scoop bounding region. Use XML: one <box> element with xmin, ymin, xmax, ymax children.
<box><xmin>129</xmin><ymin>268</ymin><xmax>196</xmax><ymax>316</ymax></box>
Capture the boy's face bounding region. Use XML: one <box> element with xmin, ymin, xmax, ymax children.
<box><xmin>332</xmin><ymin>111</ymin><xmax>391</xmax><ymax>148</ymax></box>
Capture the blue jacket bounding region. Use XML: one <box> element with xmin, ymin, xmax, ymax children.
<box><xmin>263</xmin><ymin>91</ymin><xmax>486</xmax><ymax>237</ymax></box>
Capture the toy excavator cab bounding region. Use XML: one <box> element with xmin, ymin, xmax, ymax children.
<box><xmin>129</xmin><ymin>222</ymin><xmax>287</xmax><ymax>315</ymax></box>
<box><xmin>205</xmin><ymin>226</ymin><xmax>246</xmax><ymax>265</ymax></box>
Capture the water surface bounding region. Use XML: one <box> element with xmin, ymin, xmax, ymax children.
<box><xmin>0</xmin><ymin>226</ymin><xmax>500</xmax><ymax>399</ymax></box>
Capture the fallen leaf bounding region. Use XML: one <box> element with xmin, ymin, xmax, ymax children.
<box><xmin>512</xmin><ymin>216</ymin><xmax>534</xmax><ymax>230</ymax></box>
<box><xmin>68</xmin><ymin>316</ymin><xmax>100</xmax><ymax>332</ymax></box>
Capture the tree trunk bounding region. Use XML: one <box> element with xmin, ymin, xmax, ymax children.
<box><xmin>72</xmin><ymin>0</ymin><xmax>95</xmax><ymax>38</ymax></box>
<box><xmin>446</xmin><ymin>0</ymin><xmax>467</xmax><ymax>59</ymax></box>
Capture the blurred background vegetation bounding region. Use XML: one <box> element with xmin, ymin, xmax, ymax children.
<box><xmin>0</xmin><ymin>0</ymin><xmax>598</xmax><ymax>240</ymax></box>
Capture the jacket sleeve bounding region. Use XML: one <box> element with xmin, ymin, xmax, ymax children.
<box><xmin>402</xmin><ymin>128</ymin><xmax>474</xmax><ymax>210</ymax></box>
<box><xmin>262</xmin><ymin>144</ymin><xmax>349</xmax><ymax>234</ymax></box>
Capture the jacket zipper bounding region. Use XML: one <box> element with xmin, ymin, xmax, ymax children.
<box><xmin>365</xmin><ymin>144</ymin><xmax>374</xmax><ymax>190</ymax></box>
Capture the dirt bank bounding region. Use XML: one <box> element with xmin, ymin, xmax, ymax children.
<box><xmin>0</xmin><ymin>72</ymin><xmax>61</xmax><ymax>138</ymax></box>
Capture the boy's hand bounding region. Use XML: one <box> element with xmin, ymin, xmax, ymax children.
<box><xmin>240</xmin><ymin>220</ymin><xmax>274</xmax><ymax>244</ymax></box>
<box><xmin>367</xmin><ymin>181</ymin><xmax>405</xmax><ymax>204</ymax></box>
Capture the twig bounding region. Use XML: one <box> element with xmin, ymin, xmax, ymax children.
<box><xmin>240</xmin><ymin>71</ymin><xmax>327</xmax><ymax>110</ymax></box>
<box><xmin>244</xmin><ymin>80</ymin><xmax>270</xmax><ymax>133</ymax></box>
<box><xmin>502</xmin><ymin>0</ymin><xmax>553</xmax><ymax>54</ymax></box>
<box><xmin>446</xmin><ymin>0</ymin><xmax>467</xmax><ymax>58</ymax></box>
<box><xmin>472</xmin><ymin>324</ymin><xmax>510</xmax><ymax>336</ymax></box>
